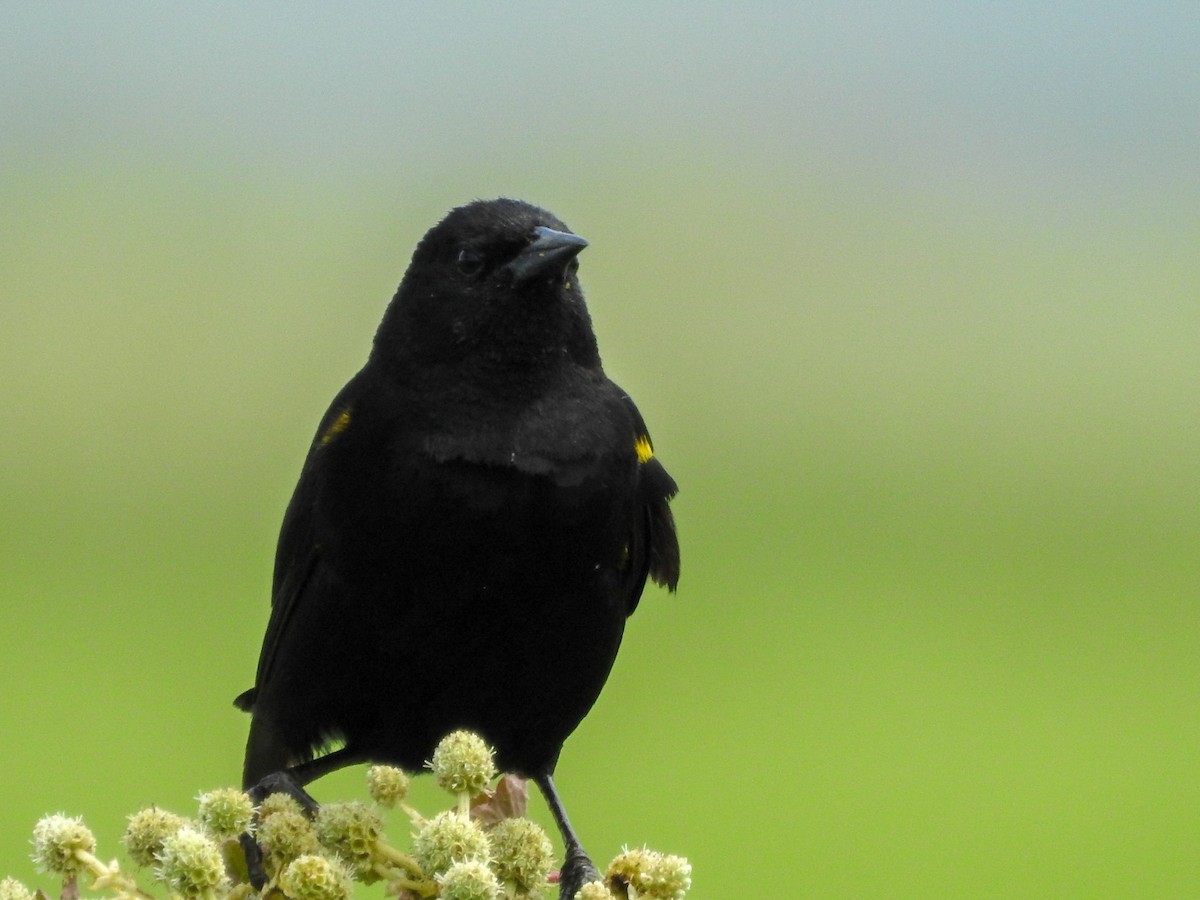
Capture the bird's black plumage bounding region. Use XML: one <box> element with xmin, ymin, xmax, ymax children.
<box><xmin>235</xmin><ymin>198</ymin><xmax>679</xmax><ymax>891</ymax></box>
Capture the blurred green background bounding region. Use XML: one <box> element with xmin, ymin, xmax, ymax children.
<box><xmin>3</xmin><ymin>4</ymin><xmax>1198</xmax><ymax>896</ymax></box>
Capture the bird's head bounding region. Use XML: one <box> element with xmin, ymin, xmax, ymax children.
<box><xmin>374</xmin><ymin>198</ymin><xmax>601</xmax><ymax>379</ymax></box>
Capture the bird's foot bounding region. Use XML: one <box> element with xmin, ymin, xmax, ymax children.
<box><xmin>556</xmin><ymin>842</ymin><xmax>602</xmax><ymax>899</ymax></box>
<box><xmin>246</xmin><ymin>769</ymin><xmax>321</xmax><ymax>811</ymax></box>
<box><xmin>240</xmin><ymin>772</ymin><xmax>322</xmax><ymax>889</ymax></box>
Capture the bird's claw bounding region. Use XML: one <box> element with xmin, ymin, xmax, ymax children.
<box><xmin>240</xmin><ymin>771</ymin><xmax>323</xmax><ymax>888</ymax></box>
<box><xmin>557</xmin><ymin>843</ymin><xmax>602</xmax><ymax>899</ymax></box>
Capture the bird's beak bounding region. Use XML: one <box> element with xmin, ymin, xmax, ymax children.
<box><xmin>505</xmin><ymin>226</ymin><xmax>588</xmax><ymax>285</ymax></box>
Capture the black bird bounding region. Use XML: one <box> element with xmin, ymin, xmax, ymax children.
<box><xmin>235</xmin><ymin>198</ymin><xmax>680</xmax><ymax>894</ymax></box>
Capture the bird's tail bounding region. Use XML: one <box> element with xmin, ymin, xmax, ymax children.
<box><xmin>241</xmin><ymin>715</ymin><xmax>295</xmax><ymax>790</ymax></box>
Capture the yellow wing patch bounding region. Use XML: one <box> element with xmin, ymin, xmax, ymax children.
<box><xmin>634</xmin><ymin>434</ymin><xmax>654</xmax><ymax>464</ymax></box>
<box><xmin>319</xmin><ymin>408</ymin><xmax>352</xmax><ymax>446</ymax></box>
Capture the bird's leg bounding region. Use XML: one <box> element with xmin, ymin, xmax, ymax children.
<box><xmin>247</xmin><ymin>769</ymin><xmax>321</xmax><ymax>812</ymax></box>
<box><xmin>240</xmin><ymin>748</ymin><xmax>364</xmax><ymax>888</ymax></box>
<box><xmin>533</xmin><ymin>772</ymin><xmax>601</xmax><ymax>899</ymax></box>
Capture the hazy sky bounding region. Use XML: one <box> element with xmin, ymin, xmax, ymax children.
<box><xmin>4</xmin><ymin>3</ymin><xmax>1196</xmax><ymax>202</ymax></box>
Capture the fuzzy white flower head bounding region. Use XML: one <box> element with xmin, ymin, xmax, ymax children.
<box><xmin>413</xmin><ymin>810</ymin><xmax>491</xmax><ymax>876</ymax></box>
<box><xmin>314</xmin><ymin>801</ymin><xmax>385</xmax><ymax>878</ymax></box>
<box><xmin>123</xmin><ymin>807</ymin><xmax>189</xmax><ymax>869</ymax></box>
<box><xmin>279</xmin><ymin>854</ymin><xmax>353</xmax><ymax>900</ymax></box>
<box><xmin>0</xmin><ymin>877</ymin><xmax>36</xmax><ymax>900</ymax></box>
<box><xmin>31</xmin><ymin>814</ymin><xmax>96</xmax><ymax>877</ymax></box>
<box><xmin>196</xmin><ymin>788</ymin><xmax>254</xmax><ymax>839</ymax></box>
<box><xmin>428</xmin><ymin>730</ymin><xmax>497</xmax><ymax>796</ymax></box>
<box><xmin>487</xmin><ymin>817</ymin><xmax>553</xmax><ymax>893</ymax></box>
<box><xmin>154</xmin><ymin>826</ymin><xmax>228</xmax><ymax>899</ymax></box>
<box><xmin>606</xmin><ymin>847</ymin><xmax>692</xmax><ymax>900</ymax></box>
<box><xmin>436</xmin><ymin>859</ymin><xmax>502</xmax><ymax>900</ymax></box>
<box><xmin>366</xmin><ymin>764</ymin><xmax>410</xmax><ymax>808</ymax></box>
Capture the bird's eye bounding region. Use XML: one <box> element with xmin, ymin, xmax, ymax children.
<box><xmin>456</xmin><ymin>248</ymin><xmax>484</xmax><ymax>277</ymax></box>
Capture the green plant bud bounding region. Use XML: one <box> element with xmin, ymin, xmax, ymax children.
<box><xmin>412</xmin><ymin>811</ymin><xmax>490</xmax><ymax>876</ymax></box>
<box><xmin>365</xmin><ymin>765</ymin><xmax>410</xmax><ymax>808</ymax></box>
<box><xmin>258</xmin><ymin>792</ymin><xmax>305</xmax><ymax>822</ymax></box>
<box><xmin>124</xmin><ymin>807</ymin><xmax>190</xmax><ymax>868</ymax></box>
<box><xmin>257</xmin><ymin>808</ymin><xmax>320</xmax><ymax>866</ymax></box>
<box><xmin>31</xmin><ymin>814</ymin><xmax>96</xmax><ymax>877</ymax></box>
<box><xmin>436</xmin><ymin>859</ymin><xmax>501</xmax><ymax>900</ymax></box>
<box><xmin>197</xmin><ymin>788</ymin><xmax>254</xmax><ymax>840</ymax></box>
<box><xmin>487</xmin><ymin>818</ymin><xmax>553</xmax><ymax>893</ymax></box>
<box><xmin>313</xmin><ymin>802</ymin><xmax>384</xmax><ymax>877</ymax></box>
<box><xmin>278</xmin><ymin>854</ymin><xmax>352</xmax><ymax>900</ymax></box>
<box><xmin>573</xmin><ymin>882</ymin><xmax>614</xmax><ymax>900</ymax></box>
<box><xmin>154</xmin><ymin>826</ymin><xmax>229</xmax><ymax>899</ymax></box>
<box><xmin>0</xmin><ymin>877</ymin><xmax>35</xmax><ymax>900</ymax></box>
<box><xmin>428</xmin><ymin>731</ymin><xmax>496</xmax><ymax>797</ymax></box>
<box><xmin>606</xmin><ymin>848</ymin><xmax>691</xmax><ymax>900</ymax></box>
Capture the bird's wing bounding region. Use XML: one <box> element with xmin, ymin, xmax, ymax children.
<box><xmin>233</xmin><ymin>383</ymin><xmax>355</xmax><ymax>713</ymax></box>
<box><xmin>620</xmin><ymin>392</ymin><xmax>681</xmax><ymax>615</ymax></box>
